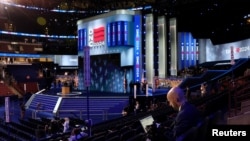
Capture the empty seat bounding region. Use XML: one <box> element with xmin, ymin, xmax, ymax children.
<box><xmin>126</xmin><ymin>132</ymin><xmax>146</xmax><ymax>141</ymax></box>
<box><xmin>105</xmin><ymin>130</ymin><xmax>119</xmax><ymax>139</ymax></box>
<box><xmin>195</xmin><ymin>117</ymin><xmax>209</xmax><ymax>141</ymax></box>
<box><xmin>176</xmin><ymin>126</ymin><xmax>198</xmax><ymax>141</ymax></box>
<box><xmin>91</xmin><ymin>135</ymin><xmax>106</xmax><ymax>141</ymax></box>
<box><xmin>105</xmin><ymin>135</ymin><xmax>120</xmax><ymax>141</ymax></box>
<box><xmin>120</xmin><ymin>129</ymin><xmax>136</xmax><ymax>141</ymax></box>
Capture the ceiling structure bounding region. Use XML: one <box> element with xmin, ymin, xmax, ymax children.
<box><xmin>176</xmin><ymin>0</ymin><xmax>250</xmax><ymax>45</ymax></box>
<box><xmin>1</xmin><ymin>0</ymin><xmax>250</xmax><ymax>45</ymax></box>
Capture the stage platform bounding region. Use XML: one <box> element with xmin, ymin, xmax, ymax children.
<box><xmin>43</xmin><ymin>87</ymin><xmax>169</xmax><ymax>98</ymax></box>
<box><xmin>148</xmin><ymin>88</ymin><xmax>170</xmax><ymax>96</ymax></box>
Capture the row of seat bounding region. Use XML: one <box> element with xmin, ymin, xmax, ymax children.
<box><xmin>176</xmin><ymin>110</ymin><xmax>224</xmax><ymax>141</ymax></box>
<box><xmin>0</xmin><ymin>41</ymin><xmax>42</xmax><ymax>54</ymax></box>
<box><xmin>0</xmin><ymin>83</ymin><xmax>14</xmax><ymax>96</ymax></box>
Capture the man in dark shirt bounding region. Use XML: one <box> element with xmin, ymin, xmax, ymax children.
<box><xmin>165</xmin><ymin>86</ymin><xmax>201</xmax><ymax>140</ymax></box>
<box><xmin>19</xmin><ymin>102</ymin><xmax>26</xmax><ymax>119</ymax></box>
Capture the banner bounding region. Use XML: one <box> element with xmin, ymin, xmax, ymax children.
<box><xmin>84</xmin><ymin>46</ymin><xmax>91</xmax><ymax>86</ymax></box>
<box><xmin>5</xmin><ymin>97</ymin><xmax>10</xmax><ymax>123</ymax></box>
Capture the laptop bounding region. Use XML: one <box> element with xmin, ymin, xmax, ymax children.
<box><xmin>139</xmin><ymin>115</ymin><xmax>155</xmax><ymax>133</ymax></box>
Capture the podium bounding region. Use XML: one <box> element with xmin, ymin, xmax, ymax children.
<box><xmin>61</xmin><ymin>86</ymin><xmax>70</xmax><ymax>95</ymax></box>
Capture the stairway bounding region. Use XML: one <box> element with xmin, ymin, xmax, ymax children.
<box><xmin>8</xmin><ymin>85</ymin><xmax>22</xmax><ymax>98</ymax></box>
<box><xmin>241</xmin><ymin>99</ymin><xmax>250</xmax><ymax>113</ymax></box>
<box><xmin>227</xmin><ymin>99</ymin><xmax>250</xmax><ymax>125</ymax></box>
<box><xmin>227</xmin><ymin>111</ymin><xmax>250</xmax><ymax>125</ymax></box>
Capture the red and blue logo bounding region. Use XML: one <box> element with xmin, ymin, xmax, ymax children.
<box><xmin>93</xmin><ymin>27</ymin><xmax>105</xmax><ymax>42</ymax></box>
<box><xmin>88</xmin><ymin>26</ymin><xmax>105</xmax><ymax>47</ymax></box>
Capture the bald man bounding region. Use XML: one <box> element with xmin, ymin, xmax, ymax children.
<box><xmin>166</xmin><ymin>86</ymin><xmax>201</xmax><ymax>140</ymax></box>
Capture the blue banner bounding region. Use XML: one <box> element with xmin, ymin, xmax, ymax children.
<box><xmin>117</xmin><ymin>21</ymin><xmax>122</xmax><ymax>45</ymax></box>
<box><xmin>83</xmin><ymin>29</ymin><xmax>87</xmax><ymax>47</ymax></box>
<box><xmin>181</xmin><ymin>33</ymin><xmax>185</xmax><ymax>70</ymax></box>
<box><xmin>190</xmin><ymin>35</ymin><xmax>195</xmax><ymax>66</ymax></box>
<box><xmin>78</xmin><ymin>29</ymin><xmax>83</xmax><ymax>51</ymax></box>
<box><xmin>134</xmin><ymin>15</ymin><xmax>141</xmax><ymax>82</ymax></box>
<box><xmin>78</xmin><ymin>29</ymin><xmax>87</xmax><ymax>51</ymax></box>
<box><xmin>124</xmin><ymin>21</ymin><xmax>128</xmax><ymax>45</ymax></box>
<box><xmin>107</xmin><ymin>21</ymin><xmax>133</xmax><ymax>47</ymax></box>
<box><xmin>107</xmin><ymin>23</ymin><xmax>111</xmax><ymax>46</ymax></box>
<box><xmin>185</xmin><ymin>33</ymin><xmax>189</xmax><ymax>67</ymax></box>
<box><xmin>112</xmin><ymin>22</ymin><xmax>116</xmax><ymax>46</ymax></box>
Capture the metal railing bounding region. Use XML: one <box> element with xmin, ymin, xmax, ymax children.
<box><xmin>29</xmin><ymin>109</ymin><xmax>123</xmax><ymax>123</ymax></box>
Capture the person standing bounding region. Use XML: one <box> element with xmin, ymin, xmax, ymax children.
<box><xmin>185</xmin><ymin>85</ymin><xmax>191</xmax><ymax>100</ymax></box>
<box><xmin>141</xmin><ymin>80</ymin><xmax>147</xmax><ymax>94</ymax></box>
<box><xmin>19</xmin><ymin>102</ymin><xmax>26</xmax><ymax>119</ymax></box>
<box><xmin>62</xmin><ymin>117</ymin><xmax>71</xmax><ymax>133</ymax></box>
<box><xmin>134</xmin><ymin>100</ymin><xmax>141</xmax><ymax>114</ymax></box>
<box><xmin>123</xmin><ymin>77</ymin><xmax>127</xmax><ymax>93</ymax></box>
<box><xmin>200</xmin><ymin>82</ymin><xmax>207</xmax><ymax>97</ymax></box>
<box><xmin>129</xmin><ymin>81</ymin><xmax>133</xmax><ymax>94</ymax></box>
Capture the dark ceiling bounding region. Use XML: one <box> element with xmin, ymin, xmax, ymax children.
<box><xmin>1</xmin><ymin>0</ymin><xmax>250</xmax><ymax>45</ymax></box>
<box><xmin>176</xmin><ymin>0</ymin><xmax>250</xmax><ymax>45</ymax></box>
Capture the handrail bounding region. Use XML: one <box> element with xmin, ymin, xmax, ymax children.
<box><xmin>55</xmin><ymin>109</ymin><xmax>107</xmax><ymax>120</ymax></box>
<box><xmin>29</xmin><ymin>109</ymin><xmax>123</xmax><ymax>123</ymax></box>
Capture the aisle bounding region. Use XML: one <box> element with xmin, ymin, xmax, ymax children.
<box><xmin>0</xmin><ymin>97</ymin><xmax>32</xmax><ymax>123</ymax></box>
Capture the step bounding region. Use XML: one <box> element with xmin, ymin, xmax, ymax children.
<box><xmin>227</xmin><ymin>112</ymin><xmax>250</xmax><ymax>125</ymax></box>
<box><xmin>241</xmin><ymin>99</ymin><xmax>250</xmax><ymax>113</ymax></box>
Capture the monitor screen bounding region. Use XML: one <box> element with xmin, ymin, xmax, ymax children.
<box><xmin>139</xmin><ymin>115</ymin><xmax>155</xmax><ymax>133</ymax></box>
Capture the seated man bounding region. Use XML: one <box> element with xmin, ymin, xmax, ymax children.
<box><xmin>162</xmin><ymin>86</ymin><xmax>202</xmax><ymax>141</ymax></box>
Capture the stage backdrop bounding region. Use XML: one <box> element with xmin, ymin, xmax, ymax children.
<box><xmin>77</xmin><ymin>9</ymin><xmax>142</xmax><ymax>93</ymax></box>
